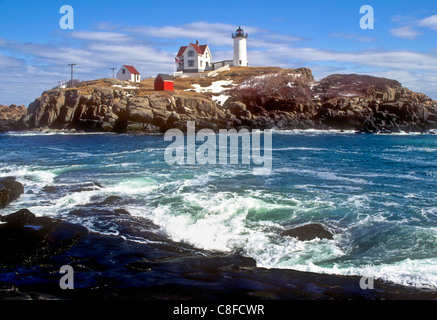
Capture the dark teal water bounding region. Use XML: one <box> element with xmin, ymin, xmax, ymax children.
<box><xmin>1</xmin><ymin>130</ymin><xmax>436</xmax><ymax>289</ymax></box>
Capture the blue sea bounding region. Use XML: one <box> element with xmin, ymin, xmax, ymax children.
<box><xmin>1</xmin><ymin>130</ymin><xmax>436</xmax><ymax>290</ymax></box>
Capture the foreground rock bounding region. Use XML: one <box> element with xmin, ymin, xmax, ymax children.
<box><xmin>0</xmin><ymin>219</ymin><xmax>435</xmax><ymax>300</ymax></box>
<box><xmin>0</xmin><ymin>177</ymin><xmax>24</xmax><ymax>209</ymax></box>
<box><xmin>281</xmin><ymin>223</ymin><xmax>333</xmax><ymax>241</ymax></box>
<box><xmin>0</xmin><ymin>209</ymin><xmax>88</xmax><ymax>267</ymax></box>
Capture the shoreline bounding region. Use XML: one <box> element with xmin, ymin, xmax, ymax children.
<box><xmin>1</xmin><ymin>227</ymin><xmax>437</xmax><ymax>301</ymax></box>
<box><xmin>0</xmin><ymin>207</ymin><xmax>436</xmax><ymax>300</ymax></box>
<box><xmin>2</xmin><ymin>127</ymin><xmax>437</xmax><ymax>136</ymax></box>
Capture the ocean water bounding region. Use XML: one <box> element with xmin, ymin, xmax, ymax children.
<box><xmin>1</xmin><ymin>130</ymin><xmax>436</xmax><ymax>290</ymax></box>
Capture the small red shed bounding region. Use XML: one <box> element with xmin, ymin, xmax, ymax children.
<box><xmin>154</xmin><ymin>74</ymin><xmax>174</xmax><ymax>91</ymax></box>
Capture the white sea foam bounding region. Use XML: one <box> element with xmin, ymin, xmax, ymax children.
<box><xmin>390</xmin><ymin>146</ymin><xmax>437</xmax><ymax>153</ymax></box>
<box><xmin>5</xmin><ymin>131</ymin><xmax>114</xmax><ymax>137</ymax></box>
<box><xmin>142</xmin><ymin>191</ymin><xmax>296</xmax><ymax>252</ymax></box>
<box><xmin>0</xmin><ymin>165</ymin><xmax>56</xmax><ymax>185</ymax></box>
<box><xmin>28</xmin><ymin>189</ymin><xmax>100</xmax><ymax>217</ymax></box>
<box><xmin>346</xmin><ymin>194</ymin><xmax>370</xmax><ymax>209</ymax></box>
<box><xmin>144</xmin><ymin>188</ymin><xmax>437</xmax><ymax>289</ymax></box>
<box><xmin>273</xmin><ymin>129</ymin><xmax>357</xmax><ymax>135</ymax></box>
<box><xmin>104</xmin><ymin>177</ymin><xmax>159</xmax><ymax>195</ymax></box>
<box><xmin>278</xmin><ymin>167</ymin><xmax>370</xmax><ymax>185</ymax></box>
<box><xmin>274</xmin><ymin>147</ymin><xmax>327</xmax><ymax>151</ymax></box>
<box><xmin>289</xmin><ymin>258</ymin><xmax>437</xmax><ymax>290</ymax></box>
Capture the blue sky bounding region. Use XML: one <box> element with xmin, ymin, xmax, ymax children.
<box><xmin>1</xmin><ymin>0</ymin><xmax>437</xmax><ymax>105</ymax></box>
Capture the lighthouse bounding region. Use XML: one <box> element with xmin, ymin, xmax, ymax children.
<box><xmin>232</xmin><ymin>26</ymin><xmax>248</xmax><ymax>67</ymax></box>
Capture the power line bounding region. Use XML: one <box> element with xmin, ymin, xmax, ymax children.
<box><xmin>68</xmin><ymin>64</ymin><xmax>76</xmax><ymax>88</ymax></box>
<box><xmin>110</xmin><ymin>68</ymin><xmax>117</xmax><ymax>79</ymax></box>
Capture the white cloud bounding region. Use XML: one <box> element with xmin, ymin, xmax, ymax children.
<box><xmin>256</xmin><ymin>46</ymin><xmax>437</xmax><ymax>72</ymax></box>
<box><xmin>329</xmin><ymin>33</ymin><xmax>375</xmax><ymax>42</ymax></box>
<box><xmin>96</xmin><ymin>21</ymin><xmax>120</xmax><ymax>31</ymax></box>
<box><xmin>124</xmin><ymin>22</ymin><xmax>292</xmax><ymax>48</ymax></box>
<box><xmin>418</xmin><ymin>15</ymin><xmax>437</xmax><ymax>30</ymax></box>
<box><xmin>247</xmin><ymin>45</ymin><xmax>437</xmax><ymax>98</ymax></box>
<box><xmin>0</xmin><ymin>53</ymin><xmax>23</xmax><ymax>68</ymax></box>
<box><xmin>125</xmin><ymin>22</ymin><xmax>235</xmax><ymax>46</ymax></box>
<box><xmin>389</xmin><ymin>26</ymin><xmax>421</xmax><ymax>40</ymax></box>
<box><xmin>1</xmin><ymin>20</ymin><xmax>437</xmax><ymax>106</ymax></box>
<box><xmin>69</xmin><ymin>31</ymin><xmax>133</xmax><ymax>42</ymax></box>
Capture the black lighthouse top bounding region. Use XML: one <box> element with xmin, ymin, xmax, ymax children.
<box><xmin>232</xmin><ymin>26</ymin><xmax>248</xmax><ymax>38</ymax></box>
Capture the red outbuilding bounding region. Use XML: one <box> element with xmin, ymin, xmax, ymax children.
<box><xmin>154</xmin><ymin>74</ymin><xmax>174</xmax><ymax>91</ymax></box>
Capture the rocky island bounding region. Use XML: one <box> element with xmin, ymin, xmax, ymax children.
<box><xmin>1</xmin><ymin>67</ymin><xmax>436</xmax><ymax>134</ymax></box>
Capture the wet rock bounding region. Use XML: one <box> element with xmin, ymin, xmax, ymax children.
<box><xmin>0</xmin><ymin>209</ymin><xmax>37</xmax><ymax>226</ymax></box>
<box><xmin>95</xmin><ymin>195</ymin><xmax>123</xmax><ymax>206</ymax></box>
<box><xmin>70</xmin><ymin>181</ymin><xmax>102</xmax><ymax>192</ymax></box>
<box><xmin>42</xmin><ymin>185</ymin><xmax>59</xmax><ymax>194</ymax></box>
<box><xmin>0</xmin><ymin>209</ymin><xmax>88</xmax><ymax>267</ymax></box>
<box><xmin>113</xmin><ymin>209</ymin><xmax>130</xmax><ymax>215</ymax></box>
<box><xmin>0</xmin><ymin>177</ymin><xmax>24</xmax><ymax>209</ymax></box>
<box><xmin>281</xmin><ymin>223</ymin><xmax>333</xmax><ymax>241</ymax></box>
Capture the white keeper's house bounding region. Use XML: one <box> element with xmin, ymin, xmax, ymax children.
<box><xmin>176</xmin><ymin>26</ymin><xmax>249</xmax><ymax>74</ymax></box>
<box><xmin>176</xmin><ymin>41</ymin><xmax>212</xmax><ymax>73</ymax></box>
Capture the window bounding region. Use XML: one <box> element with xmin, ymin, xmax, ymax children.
<box><xmin>239</xmin><ymin>60</ymin><xmax>242</xmax><ymax>65</ymax></box>
<box><xmin>188</xmin><ymin>60</ymin><xmax>194</xmax><ymax>67</ymax></box>
<box><xmin>200</xmin><ymin>60</ymin><xmax>203</xmax><ymax>67</ymax></box>
<box><xmin>188</xmin><ymin>50</ymin><xmax>194</xmax><ymax>57</ymax></box>
<box><xmin>122</xmin><ymin>69</ymin><xmax>126</xmax><ymax>74</ymax></box>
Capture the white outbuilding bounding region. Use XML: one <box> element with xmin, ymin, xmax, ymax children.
<box><xmin>116</xmin><ymin>65</ymin><xmax>141</xmax><ymax>82</ymax></box>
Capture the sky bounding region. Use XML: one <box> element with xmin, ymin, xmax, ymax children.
<box><xmin>0</xmin><ymin>0</ymin><xmax>437</xmax><ymax>106</ymax></box>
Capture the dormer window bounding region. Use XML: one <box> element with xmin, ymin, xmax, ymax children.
<box><xmin>188</xmin><ymin>50</ymin><xmax>194</xmax><ymax>57</ymax></box>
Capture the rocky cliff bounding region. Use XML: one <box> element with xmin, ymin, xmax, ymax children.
<box><xmin>4</xmin><ymin>67</ymin><xmax>437</xmax><ymax>133</ymax></box>
<box><xmin>224</xmin><ymin>69</ymin><xmax>437</xmax><ymax>133</ymax></box>
<box><xmin>0</xmin><ymin>104</ymin><xmax>27</xmax><ymax>132</ymax></box>
<box><xmin>17</xmin><ymin>86</ymin><xmax>221</xmax><ymax>133</ymax></box>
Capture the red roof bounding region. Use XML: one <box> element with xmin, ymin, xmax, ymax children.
<box><xmin>192</xmin><ymin>43</ymin><xmax>208</xmax><ymax>55</ymax></box>
<box><xmin>123</xmin><ymin>65</ymin><xmax>140</xmax><ymax>75</ymax></box>
<box><xmin>176</xmin><ymin>43</ymin><xmax>208</xmax><ymax>57</ymax></box>
<box><xmin>177</xmin><ymin>46</ymin><xmax>187</xmax><ymax>57</ymax></box>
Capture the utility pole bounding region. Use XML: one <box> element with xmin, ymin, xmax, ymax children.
<box><xmin>110</xmin><ymin>68</ymin><xmax>117</xmax><ymax>79</ymax></box>
<box><xmin>68</xmin><ymin>64</ymin><xmax>76</xmax><ymax>88</ymax></box>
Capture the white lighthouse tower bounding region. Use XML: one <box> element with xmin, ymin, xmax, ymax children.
<box><xmin>232</xmin><ymin>26</ymin><xmax>248</xmax><ymax>67</ymax></box>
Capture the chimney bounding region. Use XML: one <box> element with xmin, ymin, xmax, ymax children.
<box><xmin>196</xmin><ymin>40</ymin><xmax>199</xmax><ymax>45</ymax></box>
